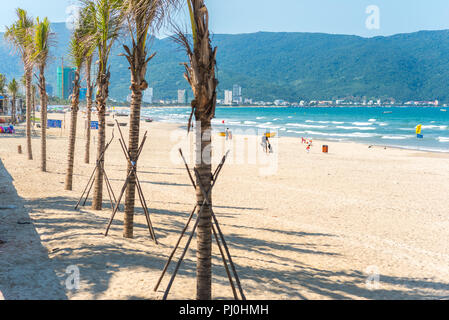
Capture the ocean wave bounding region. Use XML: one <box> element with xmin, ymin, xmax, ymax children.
<box><xmin>286</xmin><ymin>123</ymin><xmax>328</xmax><ymax>129</ymax></box>
<box><xmin>438</xmin><ymin>137</ymin><xmax>449</xmax><ymax>142</ymax></box>
<box><xmin>422</xmin><ymin>125</ymin><xmax>448</xmax><ymax>130</ymax></box>
<box><xmin>381</xmin><ymin>135</ymin><xmax>411</xmax><ymax>140</ymax></box>
<box><xmin>368</xmin><ymin>119</ymin><xmax>377</xmax><ymax>122</ymax></box>
<box><xmin>244</xmin><ymin>121</ymin><xmax>257</xmax><ymax>125</ymax></box>
<box><xmin>352</xmin><ymin>122</ymin><xmax>373</xmax><ymax>126</ymax></box>
<box><xmin>336</xmin><ymin>126</ymin><xmax>376</xmax><ymax>131</ymax></box>
<box><xmin>305</xmin><ymin>131</ymin><xmax>377</xmax><ymax>138</ymax></box>
<box><xmin>257</xmin><ymin>124</ymin><xmax>281</xmax><ymax>129</ymax></box>
<box><xmin>331</xmin><ymin>121</ymin><xmax>344</xmax><ymax>124</ymax></box>
<box><xmin>287</xmin><ymin>130</ymin><xmax>306</xmax><ymax>134</ymax></box>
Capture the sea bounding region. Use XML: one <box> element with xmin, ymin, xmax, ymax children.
<box><xmin>142</xmin><ymin>106</ymin><xmax>449</xmax><ymax>153</ymax></box>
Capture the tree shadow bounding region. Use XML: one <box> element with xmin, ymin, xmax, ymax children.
<box><xmin>0</xmin><ymin>159</ymin><xmax>68</xmax><ymax>300</ymax></box>
<box><xmin>3</xmin><ymin>156</ymin><xmax>449</xmax><ymax>300</ymax></box>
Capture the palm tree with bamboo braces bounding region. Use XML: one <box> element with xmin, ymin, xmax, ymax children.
<box><xmin>80</xmin><ymin>0</ymin><xmax>125</xmax><ymax>210</ymax></box>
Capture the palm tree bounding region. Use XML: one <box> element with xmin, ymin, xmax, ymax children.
<box><xmin>31</xmin><ymin>84</ymin><xmax>37</xmax><ymax>126</ymax></box>
<box><xmin>120</xmin><ymin>0</ymin><xmax>175</xmax><ymax>238</ymax></box>
<box><xmin>83</xmin><ymin>0</ymin><xmax>124</xmax><ymax>210</ymax></box>
<box><xmin>173</xmin><ymin>0</ymin><xmax>218</xmax><ymax>300</ymax></box>
<box><xmin>7</xmin><ymin>79</ymin><xmax>19</xmax><ymax>124</ymax></box>
<box><xmin>84</xmin><ymin>54</ymin><xmax>94</xmax><ymax>164</ymax></box>
<box><xmin>32</xmin><ymin>17</ymin><xmax>52</xmax><ymax>172</ymax></box>
<box><xmin>5</xmin><ymin>9</ymin><xmax>35</xmax><ymax>160</ymax></box>
<box><xmin>0</xmin><ymin>74</ymin><xmax>7</xmax><ymax>115</ymax></box>
<box><xmin>65</xmin><ymin>23</ymin><xmax>89</xmax><ymax>191</ymax></box>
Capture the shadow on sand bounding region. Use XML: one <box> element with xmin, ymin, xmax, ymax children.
<box><xmin>2</xmin><ymin>157</ymin><xmax>449</xmax><ymax>300</ymax></box>
<box><xmin>0</xmin><ymin>159</ymin><xmax>68</xmax><ymax>299</ymax></box>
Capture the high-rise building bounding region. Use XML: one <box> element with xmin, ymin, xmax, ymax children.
<box><xmin>224</xmin><ymin>90</ymin><xmax>233</xmax><ymax>105</ymax></box>
<box><xmin>232</xmin><ymin>85</ymin><xmax>242</xmax><ymax>105</ymax></box>
<box><xmin>79</xmin><ymin>88</ymin><xmax>87</xmax><ymax>101</ymax></box>
<box><xmin>143</xmin><ymin>88</ymin><xmax>153</xmax><ymax>104</ymax></box>
<box><xmin>46</xmin><ymin>84</ymin><xmax>53</xmax><ymax>97</ymax></box>
<box><xmin>178</xmin><ymin>89</ymin><xmax>188</xmax><ymax>104</ymax></box>
<box><xmin>56</xmin><ymin>66</ymin><xmax>76</xmax><ymax>100</ymax></box>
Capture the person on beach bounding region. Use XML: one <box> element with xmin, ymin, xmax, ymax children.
<box><xmin>225</xmin><ymin>128</ymin><xmax>232</xmax><ymax>140</ymax></box>
<box><xmin>267</xmin><ymin>137</ymin><xmax>273</xmax><ymax>153</ymax></box>
<box><xmin>261</xmin><ymin>135</ymin><xmax>268</xmax><ymax>153</ymax></box>
<box><xmin>306</xmin><ymin>140</ymin><xmax>312</xmax><ymax>153</ymax></box>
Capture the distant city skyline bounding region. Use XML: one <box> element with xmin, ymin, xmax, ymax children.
<box><xmin>1</xmin><ymin>1</ymin><xmax>449</xmax><ymax>37</ymax></box>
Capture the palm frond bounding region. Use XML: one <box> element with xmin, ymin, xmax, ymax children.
<box><xmin>7</xmin><ymin>79</ymin><xmax>19</xmax><ymax>96</ymax></box>
<box><xmin>4</xmin><ymin>8</ymin><xmax>35</xmax><ymax>65</ymax></box>
<box><xmin>30</xmin><ymin>17</ymin><xmax>55</xmax><ymax>70</ymax></box>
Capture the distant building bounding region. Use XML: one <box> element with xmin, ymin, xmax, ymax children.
<box><xmin>79</xmin><ymin>88</ymin><xmax>87</xmax><ymax>101</ymax></box>
<box><xmin>178</xmin><ymin>89</ymin><xmax>187</xmax><ymax>104</ymax></box>
<box><xmin>232</xmin><ymin>85</ymin><xmax>242</xmax><ymax>104</ymax></box>
<box><xmin>224</xmin><ymin>90</ymin><xmax>233</xmax><ymax>105</ymax></box>
<box><xmin>46</xmin><ymin>84</ymin><xmax>53</xmax><ymax>97</ymax></box>
<box><xmin>143</xmin><ymin>88</ymin><xmax>153</xmax><ymax>104</ymax></box>
<box><xmin>56</xmin><ymin>66</ymin><xmax>76</xmax><ymax>100</ymax></box>
<box><xmin>244</xmin><ymin>98</ymin><xmax>253</xmax><ymax>105</ymax></box>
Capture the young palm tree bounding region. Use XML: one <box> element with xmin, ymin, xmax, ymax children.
<box><xmin>83</xmin><ymin>0</ymin><xmax>124</xmax><ymax>210</ymax></box>
<box><xmin>32</xmin><ymin>17</ymin><xmax>52</xmax><ymax>172</ymax></box>
<box><xmin>84</xmin><ymin>54</ymin><xmax>94</xmax><ymax>164</ymax></box>
<box><xmin>120</xmin><ymin>0</ymin><xmax>175</xmax><ymax>238</ymax></box>
<box><xmin>7</xmin><ymin>79</ymin><xmax>19</xmax><ymax>124</ymax></box>
<box><xmin>174</xmin><ymin>0</ymin><xmax>218</xmax><ymax>300</ymax></box>
<box><xmin>65</xmin><ymin>26</ymin><xmax>88</xmax><ymax>191</ymax></box>
<box><xmin>5</xmin><ymin>9</ymin><xmax>35</xmax><ymax>160</ymax></box>
<box><xmin>0</xmin><ymin>74</ymin><xmax>7</xmax><ymax>115</ymax></box>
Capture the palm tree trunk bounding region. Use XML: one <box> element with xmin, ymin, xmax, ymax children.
<box><xmin>92</xmin><ymin>72</ymin><xmax>109</xmax><ymax>210</ymax></box>
<box><xmin>85</xmin><ymin>56</ymin><xmax>92</xmax><ymax>164</ymax></box>
<box><xmin>11</xmin><ymin>94</ymin><xmax>16</xmax><ymax>125</ymax></box>
<box><xmin>25</xmin><ymin>68</ymin><xmax>33</xmax><ymax>160</ymax></box>
<box><xmin>196</xmin><ymin>116</ymin><xmax>213</xmax><ymax>300</ymax></box>
<box><xmin>39</xmin><ymin>66</ymin><xmax>47</xmax><ymax>172</ymax></box>
<box><xmin>5</xmin><ymin>97</ymin><xmax>9</xmax><ymax>117</ymax></box>
<box><xmin>123</xmin><ymin>87</ymin><xmax>142</xmax><ymax>239</ymax></box>
<box><xmin>32</xmin><ymin>87</ymin><xmax>36</xmax><ymax>127</ymax></box>
<box><xmin>65</xmin><ymin>70</ymin><xmax>81</xmax><ymax>191</ymax></box>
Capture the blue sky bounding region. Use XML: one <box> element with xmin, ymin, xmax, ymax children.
<box><xmin>1</xmin><ymin>0</ymin><xmax>449</xmax><ymax>37</ymax></box>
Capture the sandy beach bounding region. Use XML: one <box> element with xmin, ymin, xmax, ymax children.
<box><xmin>1</xmin><ymin>111</ymin><xmax>449</xmax><ymax>300</ymax></box>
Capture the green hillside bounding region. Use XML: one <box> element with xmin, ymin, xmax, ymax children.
<box><xmin>1</xmin><ymin>23</ymin><xmax>449</xmax><ymax>102</ymax></box>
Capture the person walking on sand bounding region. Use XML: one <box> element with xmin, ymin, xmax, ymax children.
<box><xmin>267</xmin><ymin>137</ymin><xmax>273</xmax><ymax>153</ymax></box>
<box><xmin>226</xmin><ymin>128</ymin><xmax>231</xmax><ymax>140</ymax></box>
<box><xmin>261</xmin><ymin>135</ymin><xmax>268</xmax><ymax>153</ymax></box>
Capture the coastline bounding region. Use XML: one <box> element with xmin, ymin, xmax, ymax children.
<box><xmin>42</xmin><ymin>109</ymin><xmax>449</xmax><ymax>155</ymax></box>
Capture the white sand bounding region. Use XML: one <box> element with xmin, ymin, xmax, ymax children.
<box><xmin>1</xmin><ymin>111</ymin><xmax>449</xmax><ymax>300</ymax></box>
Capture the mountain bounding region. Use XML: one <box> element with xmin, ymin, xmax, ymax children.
<box><xmin>1</xmin><ymin>22</ymin><xmax>449</xmax><ymax>102</ymax></box>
